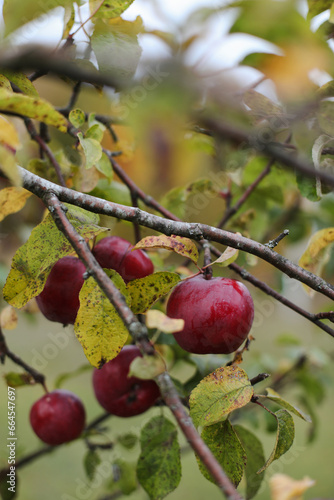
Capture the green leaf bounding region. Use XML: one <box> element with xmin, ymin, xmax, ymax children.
<box><xmin>3</xmin><ymin>372</ymin><xmax>35</xmax><ymax>387</ymax></box>
<box><xmin>3</xmin><ymin>206</ymin><xmax>106</xmax><ymax>308</ymax></box>
<box><xmin>210</xmin><ymin>246</ymin><xmax>239</xmax><ymax>267</ymax></box>
<box><xmin>127</xmin><ymin>272</ymin><xmax>180</xmax><ymax>314</ymax></box>
<box><xmin>69</xmin><ymin>109</ymin><xmax>86</xmax><ymax>128</ymax></box>
<box><xmin>0</xmin><ymin>74</ymin><xmax>13</xmax><ymax>91</ymax></box>
<box><xmin>198</xmin><ymin>420</ymin><xmax>246</xmax><ymax>487</ymax></box>
<box><xmin>117</xmin><ymin>433</ymin><xmax>138</xmax><ymax>449</ymax></box>
<box><xmin>90</xmin><ymin>0</ymin><xmax>135</xmax><ymax>19</ymax></box>
<box><xmin>133</xmin><ymin>235</ymin><xmax>199</xmax><ymax>264</ymax></box>
<box><xmin>54</xmin><ymin>364</ymin><xmax>93</xmax><ymax>389</ymax></box>
<box><xmin>257</xmin><ymin>409</ymin><xmax>295</xmax><ymax>474</ymax></box>
<box><xmin>0</xmin><ymin>88</ymin><xmax>67</xmax><ymax>132</ymax></box>
<box><xmin>112</xmin><ymin>459</ymin><xmax>137</xmax><ymax>495</ymax></box>
<box><xmin>317</xmin><ymin>101</ymin><xmax>334</xmax><ymax>136</ymax></box>
<box><xmin>78</xmin><ymin>132</ymin><xmax>102</xmax><ymax>169</ymax></box>
<box><xmin>161</xmin><ymin>186</ymin><xmax>187</xmax><ymax>219</ymax></box>
<box><xmin>74</xmin><ymin>270</ymin><xmax>129</xmax><ymax>368</ymax></box>
<box><xmin>307</xmin><ymin>0</ymin><xmax>333</xmax><ymax>20</ymax></box>
<box><xmin>84</xmin><ymin>449</ymin><xmax>101</xmax><ymax>481</ymax></box>
<box><xmin>189</xmin><ymin>366</ymin><xmax>254</xmax><ymax>428</ymax></box>
<box><xmin>259</xmin><ymin>388</ymin><xmax>311</xmax><ymax>422</ymax></box>
<box><xmin>62</xmin><ymin>4</ymin><xmax>75</xmax><ymax>39</ymax></box>
<box><xmin>86</xmin><ymin>123</ymin><xmax>106</xmax><ymax>142</ymax></box>
<box><xmin>128</xmin><ymin>353</ymin><xmax>165</xmax><ymax>379</ymax></box>
<box><xmin>90</xmin><ymin>179</ymin><xmax>132</xmax><ymax>206</ymax></box>
<box><xmin>91</xmin><ymin>18</ymin><xmax>143</xmax><ymax>82</ymax></box>
<box><xmin>296</xmin><ymin>170</ymin><xmax>320</xmax><ymax>202</ymax></box>
<box><xmin>137</xmin><ymin>416</ymin><xmax>181</xmax><ymax>500</ymax></box>
<box><xmin>0</xmin><ymin>70</ymin><xmax>39</xmax><ymax>97</ymax></box>
<box><xmin>244</xmin><ymin>90</ymin><xmax>283</xmax><ymax>121</ymax></box>
<box><xmin>0</xmin><ymin>472</ymin><xmax>17</xmax><ymax>499</ymax></box>
<box><xmin>95</xmin><ymin>152</ymin><xmax>113</xmax><ymax>178</ymax></box>
<box><xmin>2</xmin><ymin>0</ymin><xmax>74</xmax><ymax>36</ymax></box>
<box><xmin>234</xmin><ymin>425</ymin><xmax>265</xmax><ymax>499</ymax></box>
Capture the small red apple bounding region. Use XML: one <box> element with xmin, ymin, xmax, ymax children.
<box><xmin>36</xmin><ymin>256</ymin><xmax>86</xmax><ymax>325</ymax></box>
<box><xmin>166</xmin><ymin>275</ymin><xmax>254</xmax><ymax>354</ymax></box>
<box><xmin>92</xmin><ymin>236</ymin><xmax>154</xmax><ymax>282</ymax></box>
<box><xmin>92</xmin><ymin>345</ymin><xmax>160</xmax><ymax>417</ymax></box>
<box><xmin>30</xmin><ymin>389</ymin><xmax>86</xmax><ymax>445</ymax></box>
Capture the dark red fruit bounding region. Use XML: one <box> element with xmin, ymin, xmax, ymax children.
<box><xmin>166</xmin><ymin>275</ymin><xmax>254</xmax><ymax>354</ymax></box>
<box><xmin>92</xmin><ymin>345</ymin><xmax>160</xmax><ymax>417</ymax></box>
<box><xmin>36</xmin><ymin>256</ymin><xmax>86</xmax><ymax>325</ymax></box>
<box><xmin>30</xmin><ymin>389</ymin><xmax>86</xmax><ymax>445</ymax></box>
<box><xmin>92</xmin><ymin>236</ymin><xmax>154</xmax><ymax>283</ymax></box>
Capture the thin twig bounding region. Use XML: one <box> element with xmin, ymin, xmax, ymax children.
<box><xmin>24</xmin><ymin>119</ymin><xmax>67</xmax><ymax>187</ymax></box>
<box><xmin>218</xmin><ymin>157</ymin><xmax>275</xmax><ymax>228</ymax></box>
<box><xmin>265</xmin><ymin>229</ymin><xmax>290</xmax><ymax>249</ymax></box>
<box><xmin>0</xmin><ymin>326</ymin><xmax>48</xmax><ymax>390</ymax></box>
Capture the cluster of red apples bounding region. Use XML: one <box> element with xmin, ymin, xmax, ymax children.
<box><xmin>30</xmin><ymin>235</ymin><xmax>254</xmax><ymax>445</ymax></box>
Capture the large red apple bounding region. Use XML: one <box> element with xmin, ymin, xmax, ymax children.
<box><xmin>166</xmin><ymin>275</ymin><xmax>254</xmax><ymax>354</ymax></box>
<box><xmin>36</xmin><ymin>256</ymin><xmax>86</xmax><ymax>325</ymax></box>
<box><xmin>92</xmin><ymin>345</ymin><xmax>160</xmax><ymax>417</ymax></box>
<box><xmin>30</xmin><ymin>389</ymin><xmax>86</xmax><ymax>445</ymax></box>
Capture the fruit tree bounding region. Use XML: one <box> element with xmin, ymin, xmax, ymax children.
<box><xmin>0</xmin><ymin>1</ymin><xmax>334</xmax><ymax>500</ymax></box>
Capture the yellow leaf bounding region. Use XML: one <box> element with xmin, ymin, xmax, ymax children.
<box><xmin>298</xmin><ymin>227</ymin><xmax>334</xmax><ymax>296</ymax></box>
<box><xmin>211</xmin><ymin>246</ymin><xmax>239</xmax><ymax>267</ymax></box>
<box><xmin>269</xmin><ymin>474</ymin><xmax>315</xmax><ymax>500</ymax></box>
<box><xmin>74</xmin><ymin>271</ymin><xmax>129</xmax><ymax>368</ymax></box>
<box><xmin>0</xmin><ymin>115</ymin><xmax>20</xmax><ymax>149</ymax></box>
<box><xmin>146</xmin><ymin>309</ymin><xmax>184</xmax><ymax>334</ymax></box>
<box><xmin>0</xmin><ymin>88</ymin><xmax>68</xmax><ymax>132</ymax></box>
<box><xmin>0</xmin><ymin>144</ymin><xmax>21</xmax><ymax>185</ymax></box>
<box><xmin>0</xmin><ymin>187</ymin><xmax>31</xmax><ymax>222</ymax></box>
<box><xmin>134</xmin><ymin>235</ymin><xmax>199</xmax><ymax>264</ymax></box>
<box><xmin>128</xmin><ymin>353</ymin><xmax>165</xmax><ymax>379</ymax></box>
<box><xmin>0</xmin><ymin>305</ymin><xmax>18</xmax><ymax>330</ymax></box>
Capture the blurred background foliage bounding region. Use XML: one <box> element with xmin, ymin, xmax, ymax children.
<box><xmin>1</xmin><ymin>0</ymin><xmax>334</xmax><ymax>499</ymax></box>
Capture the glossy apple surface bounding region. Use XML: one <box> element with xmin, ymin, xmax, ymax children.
<box><xmin>92</xmin><ymin>236</ymin><xmax>153</xmax><ymax>283</ymax></box>
<box><xmin>36</xmin><ymin>256</ymin><xmax>86</xmax><ymax>325</ymax></box>
<box><xmin>166</xmin><ymin>276</ymin><xmax>254</xmax><ymax>354</ymax></box>
<box><xmin>30</xmin><ymin>389</ymin><xmax>86</xmax><ymax>445</ymax></box>
<box><xmin>92</xmin><ymin>345</ymin><xmax>160</xmax><ymax>417</ymax></box>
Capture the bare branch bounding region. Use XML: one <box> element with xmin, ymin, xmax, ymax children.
<box><xmin>16</xmin><ymin>167</ymin><xmax>334</xmax><ymax>302</ymax></box>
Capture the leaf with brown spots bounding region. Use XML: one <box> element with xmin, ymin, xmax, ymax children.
<box><xmin>74</xmin><ymin>270</ymin><xmax>129</xmax><ymax>368</ymax></box>
<box><xmin>127</xmin><ymin>272</ymin><xmax>180</xmax><ymax>314</ymax></box>
<box><xmin>198</xmin><ymin>420</ymin><xmax>246</xmax><ymax>487</ymax></box>
<box><xmin>133</xmin><ymin>235</ymin><xmax>199</xmax><ymax>264</ymax></box>
<box><xmin>0</xmin><ymin>88</ymin><xmax>68</xmax><ymax>132</ymax></box>
<box><xmin>3</xmin><ymin>206</ymin><xmax>107</xmax><ymax>308</ymax></box>
<box><xmin>189</xmin><ymin>365</ymin><xmax>253</xmax><ymax>428</ymax></box>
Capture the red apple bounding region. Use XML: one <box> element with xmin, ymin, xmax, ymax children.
<box><xmin>30</xmin><ymin>389</ymin><xmax>86</xmax><ymax>445</ymax></box>
<box><xmin>36</xmin><ymin>256</ymin><xmax>86</xmax><ymax>325</ymax></box>
<box><xmin>166</xmin><ymin>275</ymin><xmax>254</xmax><ymax>354</ymax></box>
<box><xmin>92</xmin><ymin>345</ymin><xmax>160</xmax><ymax>417</ymax></box>
<box><xmin>92</xmin><ymin>236</ymin><xmax>153</xmax><ymax>283</ymax></box>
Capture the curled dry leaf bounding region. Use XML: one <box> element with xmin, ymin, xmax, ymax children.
<box><xmin>0</xmin><ymin>305</ymin><xmax>18</xmax><ymax>330</ymax></box>
<box><xmin>146</xmin><ymin>309</ymin><xmax>184</xmax><ymax>334</ymax></box>
<box><xmin>269</xmin><ymin>474</ymin><xmax>315</xmax><ymax>500</ymax></box>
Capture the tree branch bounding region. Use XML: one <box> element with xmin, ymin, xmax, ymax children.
<box><xmin>199</xmin><ymin>116</ymin><xmax>334</xmax><ymax>189</ymax></box>
<box><xmin>43</xmin><ymin>191</ymin><xmax>244</xmax><ymax>500</ymax></box>
<box><xmin>17</xmin><ymin>167</ymin><xmax>334</xmax><ymax>302</ymax></box>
